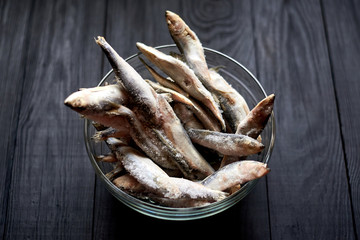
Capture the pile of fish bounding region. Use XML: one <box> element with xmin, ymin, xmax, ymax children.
<box><xmin>64</xmin><ymin>10</ymin><xmax>275</xmax><ymax>208</ymax></box>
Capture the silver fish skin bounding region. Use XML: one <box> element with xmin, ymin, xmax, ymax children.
<box><xmin>236</xmin><ymin>94</ymin><xmax>275</xmax><ymax>139</ymax></box>
<box><xmin>65</xmin><ymin>89</ymin><xmax>178</xmax><ymax>170</ymax></box>
<box><xmin>115</xmin><ymin>145</ymin><xmax>182</xmax><ymax>199</ymax></box>
<box><xmin>113</xmin><ymin>105</ymin><xmax>179</xmax><ymax>170</ymax></box>
<box><xmin>173</xmin><ymin>103</ymin><xmax>204</xmax><ymax>130</ymax></box>
<box><xmin>166</xmin><ymin>11</ymin><xmax>249</xmax><ymax>132</ymax></box>
<box><xmin>208</xmin><ymin>69</ymin><xmax>250</xmax><ymax>132</ymax></box>
<box><xmin>95</xmin><ymin>36</ymin><xmax>159</xmax><ymax>126</ymax></box>
<box><xmin>220</xmin><ymin>94</ymin><xmax>275</xmax><ymax>167</ymax></box>
<box><xmin>64</xmin><ymin>84</ymin><xmax>130</xmax><ymax>130</ymax></box>
<box><xmin>155</xmin><ymin>95</ymin><xmax>215</xmax><ymax>179</ymax></box>
<box><xmin>94</xmin><ymin>38</ymin><xmax>213</xmax><ymax>175</ymax></box>
<box><xmin>64</xmin><ymin>80</ymin><xmax>212</xmax><ymax>174</ymax></box>
<box><xmin>146</xmin><ymin>80</ymin><xmax>221</xmax><ymax>132</ymax></box>
<box><xmin>64</xmin><ymin>84</ymin><xmax>128</xmax><ymax>111</ymax></box>
<box><xmin>110</xmin><ymin>165</ymin><xmax>214</xmax><ymax>207</ymax></box>
<box><xmin>165</xmin><ymin>10</ymin><xmax>211</xmax><ymax>86</ymax></box>
<box><xmin>202</xmin><ymin>160</ymin><xmax>270</xmax><ymax>191</ymax></box>
<box><xmin>112</xmin><ymin>175</ymin><xmax>220</xmax><ymax>207</ymax></box>
<box><xmin>170</xmin><ymin>177</ymin><xmax>227</xmax><ymax>202</ymax></box>
<box><xmin>140</xmin><ymin>57</ymin><xmax>189</xmax><ymax>97</ymax></box>
<box><xmin>187</xmin><ymin>128</ymin><xmax>264</xmax><ymax>157</ymax></box>
<box><xmin>136</xmin><ymin>42</ymin><xmax>226</xmax><ymax>130</ymax></box>
<box><xmin>115</xmin><ymin>145</ymin><xmax>225</xmax><ymax>201</ymax></box>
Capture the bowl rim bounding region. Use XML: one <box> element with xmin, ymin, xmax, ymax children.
<box><xmin>83</xmin><ymin>44</ymin><xmax>276</xmax><ymax>220</ymax></box>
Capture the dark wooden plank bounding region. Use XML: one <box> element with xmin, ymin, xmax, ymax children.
<box><xmin>3</xmin><ymin>0</ymin><xmax>106</xmax><ymax>238</ymax></box>
<box><xmin>321</xmin><ymin>0</ymin><xmax>360</xmax><ymax>236</ymax></box>
<box><xmin>92</xmin><ymin>0</ymin><xmax>270</xmax><ymax>239</ymax></box>
<box><xmin>0</xmin><ymin>0</ymin><xmax>34</xmax><ymax>238</ymax></box>
<box><xmin>251</xmin><ymin>0</ymin><xmax>355</xmax><ymax>239</ymax></box>
<box><xmin>181</xmin><ymin>0</ymin><xmax>257</xmax><ymax>74</ymax></box>
<box><xmin>180</xmin><ymin>0</ymin><xmax>270</xmax><ymax>238</ymax></box>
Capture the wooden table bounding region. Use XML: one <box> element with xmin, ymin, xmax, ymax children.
<box><xmin>1</xmin><ymin>0</ymin><xmax>359</xmax><ymax>239</ymax></box>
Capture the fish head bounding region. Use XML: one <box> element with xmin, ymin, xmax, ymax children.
<box><xmin>136</xmin><ymin>42</ymin><xmax>158</xmax><ymax>61</ymax></box>
<box><xmin>165</xmin><ymin>10</ymin><xmax>185</xmax><ymax>35</ymax></box>
<box><xmin>250</xmin><ymin>162</ymin><xmax>271</xmax><ymax>178</ymax></box>
<box><xmin>64</xmin><ymin>84</ymin><xmax>124</xmax><ymax>116</ymax></box>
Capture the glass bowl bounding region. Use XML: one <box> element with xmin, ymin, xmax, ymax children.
<box><xmin>84</xmin><ymin>45</ymin><xmax>275</xmax><ymax>221</ymax></box>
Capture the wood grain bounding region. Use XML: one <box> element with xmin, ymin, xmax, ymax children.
<box><xmin>3</xmin><ymin>0</ymin><xmax>105</xmax><ymax>238</ymax></box>
<box><xmin>321</xmin><ymin>0</ymin><xmax>360</xmax><ymax>236</ymax></box>
<box><xmin>0</xmin><ymin>0</ymin><xmax>34</xmax><ymax>237</ymax></box>
<box><xmin>252</xmin><ymin>0</ymin><xmax>355</xmax><ymax>238</ymax></box>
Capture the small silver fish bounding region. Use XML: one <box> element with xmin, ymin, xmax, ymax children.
<box><xmin>220</xmin><ymin>94</ymin><xmax>275</xmax><ymax>167</ymax></box>
<box><xmin>96</xmin><ymin>36</ymin><xmax>159</xmax><ymax>126</ymax></box>
<box><xmin>166</xmin><ymin>10</ymin><xmax>250</xmax><ymax>132</ymax></box>
<box><xmin>136</xmin><ymin>42</ymin><xmax>226</xmax><ymax>130</ymax></box>
<box><xmin>236</xmin><ymin>94</ymin><xmax>275</xmax><ymax>139</ymax></box>
<box><xmin>208</xmin><ymin>69</ymin><xmax>250</xmax><ymax>132</ymax></box>
<box><xmin>115</xmin><ymin>145</ymin><xmax>226</xmax><ymax>201</ymax></box>
<box><xmin>154</xmin><ymin>95</ymin><xmax>215</xmax><ymax>179</ymax></box>
<box><xmin>187</xmin><ymin>128</ymin><xmax>264</xmax><ymax>157</ymax></box>
<box><xmin>64</xmin><ymin>84</ymin><xmax>130</xmax><ymax>130</ymax></box>
<box><xmin>65</xmin><ymin>88</ymin><xmax>178</xmax><ymax>170</ymax></box>
<box><xmin>140</xmin><ymin>57</ymin><xmax>189</xmax><ymax>97</ymax></box>
<box><xmin>165</xmin><ymin>10</ymin><xmax>211</xmax><ymax>88</ymax></box>
<box><xmin>146</xmin><ymin>80</ymin><xmax>221</xmax><ymax>131</ymax></box>
<box><xmin>173</xmin><ymin>103</ymin><xmax>204</xmax><ymax>130</ymax></box>
<box><xmin>202</xmin><ymin>160</ymin><xmax>270</xmax><ymax>191</ymax></box>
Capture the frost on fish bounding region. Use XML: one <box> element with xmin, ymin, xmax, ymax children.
<box><xmin>114</xmin><ymin>145</ymin><xmax>225</xmax><ymax>204</ymax></box>
<box><xmin>165</xmin><ymin>10</ymin><xmax>211</xmax><ymax>88</ymax></box>
<box><xmin>136</xmin><ymin>42</ymin><xmax>226</xmax><ymax>130</ymax></box>
<box><xmin>115</xmin><ymin>146</ymin><xmax>182</xmax><ymax>199</ymax></box>
<box><xmin>170</xmin><ymin>177</ymin><xmax>227</xmax><ymax>202</ymax></box>
<box><xmin>173</xmin><ymin>103</ymin><xmax>204</xmax><ymax>130</ymax></box>
<box><xmin>208</xmin><ymin>69</ymin><xmax>250</xmax><ymax>132</ymax></box>
<box><xmin>166</xmin><ymin>10</ymin><xmax>250</xmax><ymax>133</ymax></box>
<box><xmin>117</xmin><ymin>105</ymin><xmax>179</xmax><ymax>170</ymax></box>
<box><xmin>64</xmin><ymin>84</ymin><xmax>131</xmax><ymax>131</ymax></box>
<box><xmin>64</xmin><ymin>84</ymin><xmax>128</xmax><ymax>114</ymax></box>
<box><xmin>220</xmin><ymin>94</ymin><xmax>275</xmax><ymax>167</ymax></box>
<box><xmin>202</xmin><ymin>160</ymin><xmax>270</xmax><ymax>191</ymax></box>
<box><xmin>140</xmin><ymin>57</ymin><xmax>189</xmax><ymax>97</ymax></box>
<box><xmin>96</xmin><ymin>36</ymin><xmax>159</xmax><ymax>126</ymax></box>
<box><xmin>64</xmin><ymin>25</ymin><xmax>274</xmax><ymax>208</ymax></box>
<box><xmin>147</xmin><ymin>80</ymin><xmax>221</xmax><ymax>131</ymax></box>
<box><xmin>236</xmin><ymin>94</ymin><xmax>275</xmax><ymax>139</ymax></box>
<box><xmin>187</xmin><ymin>128</ymin><xmax>264</xmax><ymax>157</ymax></box>
<box><xmin>155</xmin><ymin>95</ymin><xmax>215</xmax><ymax>179</ymax></box>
